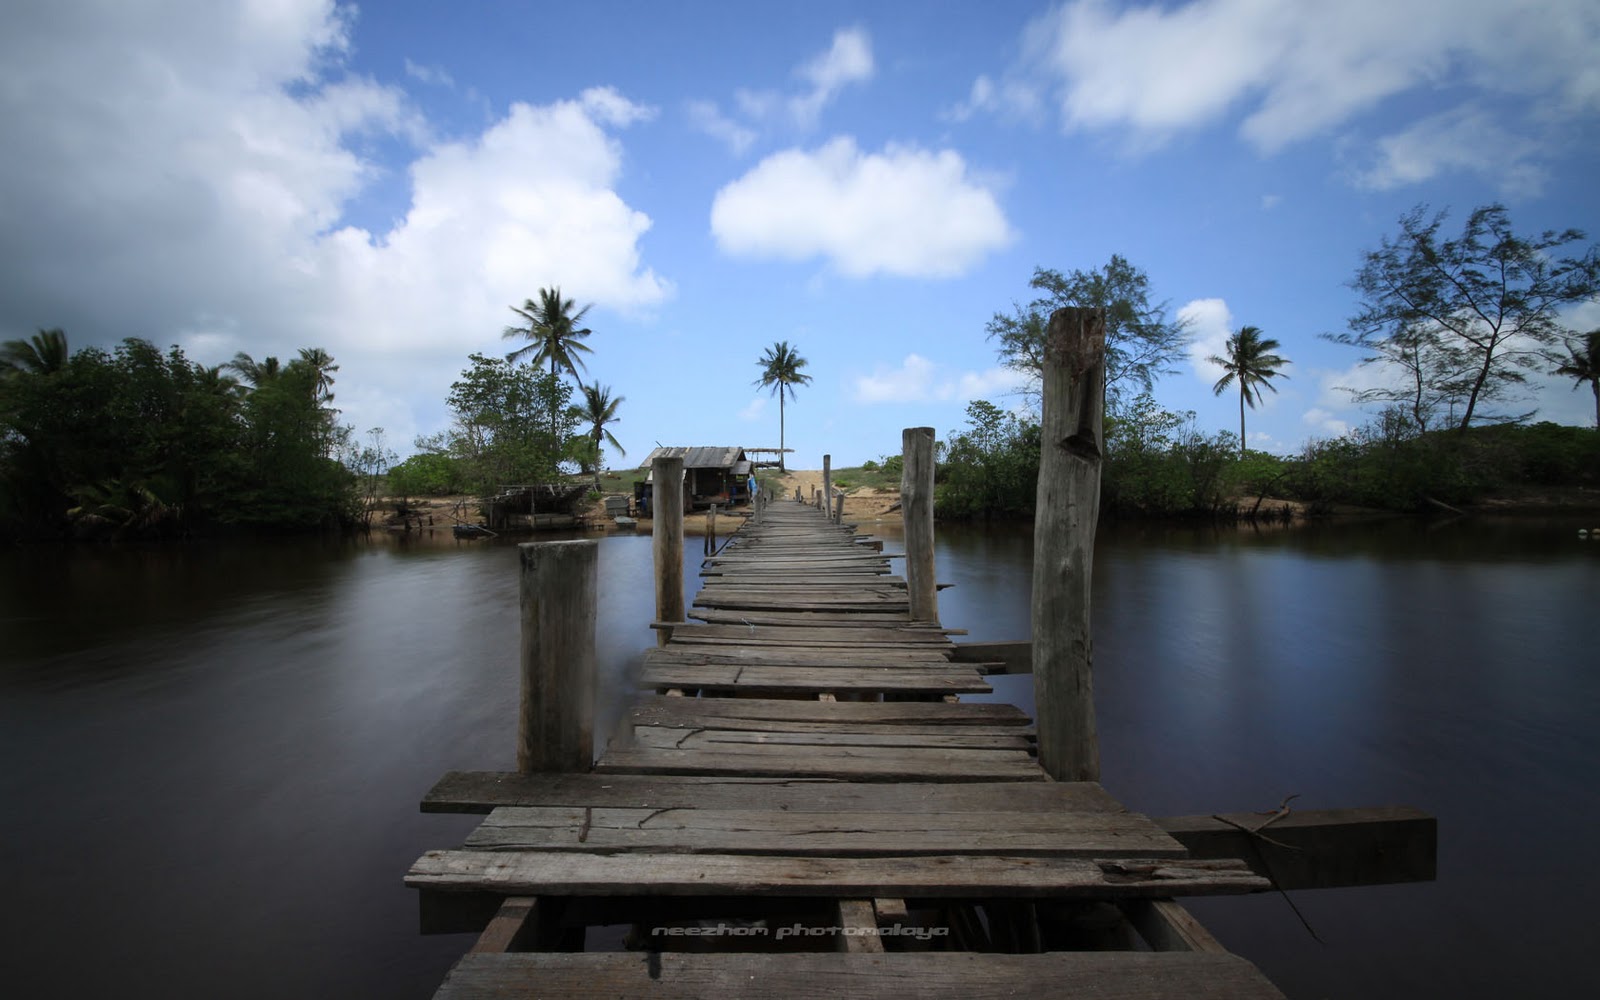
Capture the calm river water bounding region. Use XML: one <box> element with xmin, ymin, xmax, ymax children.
<box><xmin>1</xmin><ymin>515</ymin><xmax>1595</xmax><ymax>998</ymax></box>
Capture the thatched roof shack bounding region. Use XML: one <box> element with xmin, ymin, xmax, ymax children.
<box><xmin>638</xmin><ymin>446</ymin><xmax>754</xmax><ymax>513</ymax></box>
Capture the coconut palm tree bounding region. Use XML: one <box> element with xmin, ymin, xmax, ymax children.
<box><xmin>1209</xmin><ymin>325</ymin><xmax>1290</xmax><ymax>457</ymax></box>
<box><xmin>296</xmin><ymin>347</ymin><xmax>339</xmax><ymax>407</ymax></box>
<box><xmin>579</xmin><ymin>383</ymin><xmax>625</xmax><ymax>491</ymax></box>
<box><xmin>1556</xmin><ymin>329</ymin><xmax>1600</xmax><ymax>428</ymax></box>
<box><xmin>503</xmin><ymin>287</ymin><xmax>594</xmax><ymax>384</ymax></box>
<box><xmin>223</xmin><ymin>351</ymin><xmax>281</xmax><ymax>389</ymax></box>
<box><xmin>753</xmin><ymin>341</ymin><xmax>813</xmax><ymax>471</ymax></box>
<box><xmin>0</xmin><ymin>328</ymin><xmax>69</xmax><ymax>375</ymax></box>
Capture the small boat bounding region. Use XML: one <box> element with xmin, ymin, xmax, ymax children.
<box><xmin>452</xmin><ymin>523</ymin><xmax>493</xmax><ymax>539</ymax></box>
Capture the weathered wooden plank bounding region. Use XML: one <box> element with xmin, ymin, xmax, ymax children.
<box><xmin>645</xmin><ymin>646</ymin><xmax>957</xmax><ymax>665</ymax></box>
<box><xmin>689</xmin><ymin>609</ymin><xmax>916</xmax><ymax>627</ymax></box>
<box><xmin>1157</xmin><ymin>806</ymin><xmax>1437</xmax><ymax>890</ymax></box>
<box><xmin>627</xmin><ymin>695</ymin><xmax>1032</xmax><ymax>726</ymax></box>
<box><xmin>693</xmin><ymin>595</ymin><xmax>910</xmax><ymax>610</ymax></box>
<box><xmin>638</xmin><ymin>664</ymin><xmax>992</xmax><ymax>695</ymax></box>
<box><xmin>669</xmin><ymin>623</ymin><xmax>951</xmax><ymax>643</ymax></box>
<box><xmin>622</xmin><ymin>732</ymin><xmax>1029</xmax><ymax>761</ymax></box>
<box><xmin>630</xmin><ymin>716</ymin><xmax>1034</xmax><ymax>741</ymax></box>
<box><xmin>463</xmin><ymin>806</ymin><xmax>1186</xmax><ymax>857</ymax></box>
<box><xmin>595</xmin><ymin>745</ymin><xmax>1039</xmax><ymax>781</ymax></box>
<box><xmin>665</xmin><ymin>636</ymin><xmax>955</xmax><ymax>651</ymax></box>
<box><xmin>432</xmin><ymin>952</ymin><xmax>1287</xmax><ymax>1000</ymax></box>
<box><xmin>422</xmin><ymin>772</ymin><xmax>1132</xmax><ymax>815</ymax></box>
<box><xmin>630</xmin><ymin>725</ymin><xmax>1034</xmax><ymax>751</ymax></box>
<box><xmin>952</xmin><ymin>639</ymin><xmax>1033</xmax><ymax>674</ymax></box>
<box><xmin>409</xmin><ymin>851</ymin><xmax>1268</xmax><ymax>898</ymax></box>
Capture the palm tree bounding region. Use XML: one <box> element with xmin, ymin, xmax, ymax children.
<box><xmin>503</xmin><ymin>287</ymin><xmax>594</xmax><ymax>384</ymax></box>
<box><xmin>1209</xmin><ymin>325</ymin><xmax>1289</xmax><ymax>457</ymax></box>
<box><xmin>197</xmin><ymin>364</ymin><xmax>245</xmax><ymax>400</ymax></box>
<box><xmin>0</xmin><ymin>328</ymin><xmax>69</xmax><ymax>375</ymax></box>
<box><xmin>753</xmin><ymin>341</ymin><xmax>813</xmax><ymax>471</ymax></box>
<box><xmin>579</xmin><ymin>383</ymin><xmax>625</xmax><ymax>491</ymax></box>
<box><xmin>1555</xmin><ymin>329</ymin><xmax>1600</xmax><ymax>428</ymax></box>
<box><xmin>223</xmin><ymin>352</ymin><xmax>281</xmax><ymax>389</ymax></box>
<box><xmin>297</xmin><ymin>347</ymin><xmax>339</xmax><ymax>407</ymax></box>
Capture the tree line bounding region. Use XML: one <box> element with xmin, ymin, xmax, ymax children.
<box><xmin>0</xmin><ymin>332</ymin><xmax>360</xmax><ymax>539</ymax></box>
<box><xmin>0</xmin><ymin>285</ymin><xmax>639</xmax><ymax>540</ymax></box>
<box><xmin>937</xmin><ymin>201</ymin><xmax>1600</xmax><ymax>519</ymax></box>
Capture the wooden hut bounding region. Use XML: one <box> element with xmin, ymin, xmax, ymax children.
<box><xmin>636</xmin><ymin>446</ymin><xmax>753</xmax><ymax>514</ymax></box>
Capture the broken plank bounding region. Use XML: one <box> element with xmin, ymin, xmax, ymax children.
<box><xmin>1156</xmin><ymin>806</ymin><xmax>1436</xmax><ymax>890</ymax></box>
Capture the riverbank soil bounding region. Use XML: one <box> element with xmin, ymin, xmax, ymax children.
<box><xmin>374</xmin><ymin>479</ymin><xmax>1598</xmax><ymax>536</ymax></box>
<box><xmin>375</xmin><ymin>470</ymin><xmax>904</xmax><ymax>537</ymax></box>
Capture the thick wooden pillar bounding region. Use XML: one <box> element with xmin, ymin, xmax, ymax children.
<box><xmin>652</xmin><ymin>456</ymin><xmax>685</xmax><ymax>646</ymax></box>
<box><xmin>822</xmin><ymin>455</ymin><xmax>832</xmax><ymax>518</ymax></box>
<box><xmin>1031</xmin><ymin>307</ymin><xmax>1106</xmax><ymax>782</ymax></box>
<box><xmin>901</xmin><ymin>427</ymin><xmax>937</xmax><ymax>624</ymax></box>
<box><xmin>517</xmin><ymin>540</ymin><xmax>597</xmax><ymax>772</ymax></box>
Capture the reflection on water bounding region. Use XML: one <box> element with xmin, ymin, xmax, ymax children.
<box><xmin>931</xmin><ymin>516</ymin><xmax>1599</xmax><ymax>999</ymax></box>
<box><xmin>1</xmin><ymin>517</ymin><xmax>1595</xmax><ymax>998</ymax></box>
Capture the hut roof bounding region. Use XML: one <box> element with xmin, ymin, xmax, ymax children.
<box><xmin>641</xmin><ymin>446</ymin><xmax>747</xmax><ymax>470</ymax></box>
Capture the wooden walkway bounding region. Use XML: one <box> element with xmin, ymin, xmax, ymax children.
<box><xmin>409</xmin><ymin>498</ymin><xmax>1287</xmax><ymax>997</ymax></box>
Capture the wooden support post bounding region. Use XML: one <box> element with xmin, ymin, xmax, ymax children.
<box><xmin>1121</xmin><ymin>899</ymin><xmax>1226</xmax><ymax>953</ymax></box>
<box><xmin>470</xmin><ymin>897</ymin><xmax>541</xmax><ymax>954</ymax></box>
<box><xmin>1031</xmin><ymin>307</ymin><xmax>1105</xmax><ymax>783</ymax></box>
<box><xmin>706</xmin><ymin>503</ymin><xmax>717</xmax><ymax>556</ymax></box>
<box><xmin>822</xmin><ymin>455</ymin><xmax>832</xmax><ymax>518</ymax></box>
<box><xmin>652</xmin><ymin>455</ymin><xmax>685</xmax><ymax>647</ymax></box>
<box><xmin>517</xmin><ymin>540</ymin><xmax>597</xmax><ymax>773</ymax></box>
<box><xmin>833</xmin><ymin>489</ymin><xmax>845</xmax><ymax>524</ymax></box>
<box><xmin>836</xmin><ymin>899</ymin><xmax>884</xmax><ymax>953</ymax></box>
<box><xmin>901</xmin><ymin>426</ymin><xmax>938</xmax><ymax>624</ymax></box>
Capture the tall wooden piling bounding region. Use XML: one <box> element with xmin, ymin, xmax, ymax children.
<box><xmin>901</xmin><ymin>426</ymin><xmax>938</xmax><ymax>624</ymax></box>
<box><xmin>516</xmin><ymin>540</ymin><xmax>596</xmax><ymax>773</ymax></box>
<box><xmin>652</xmin><ymin>455</ymin><xmax>685</xmax><ymax>646</ymax></box>
<box><xmin>1031</xmin><ymin>307</ymin><xmax>1106</xmax><ymax>783</ymax></box>
<box><xmin>822</xmin><ymin>455</ymin><xmax>832</xmax><ymax>518</ymax></box>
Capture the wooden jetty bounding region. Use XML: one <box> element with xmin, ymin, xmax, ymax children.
<box><xmin>408</xmin><ymin>309</ymin><xmax>1434</xmax><ymax>997</ymax></box>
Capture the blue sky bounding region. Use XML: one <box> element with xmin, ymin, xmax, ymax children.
<box><xmin>3</xmin><ymin>0</ymin><xmax>1598</xmax><ymax>468</ymax></box>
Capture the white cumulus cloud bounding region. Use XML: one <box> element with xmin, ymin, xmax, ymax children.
<box><xmin>0</xmin><ymin>1</ymin><xmax>670</xmax><ymax>447</ymax></box>
<box><xmin>790</xmin><ymin>27</ymin><xmax>874</xmax><ymax>126</ymax></box>
<box><xmin>691</xmin><ymin>27</ymin><xmax>874</xmax><ymax>151</ymax></box>
<box><xmin>1179</xmin><ymin>297</ymin><xmax>1236</xmax><ymax>385</ymax></box>
<box><xmin>710</xmin><ymin>138</ymin><xmax>1014</xmax><ymax>279</ymax></box>
<box><xmin>967</xmin><ymin>0</ymin><xmax>1600</xmax><ymax>190</ymax></box>
<box><xmin>1302</xmin><ymin>407</ymin><xmax>1351</xmax><ymax>438</ymax></box>
<box><xmin>853</xmin><ymin>355</ymin><xmax>1028</xmax><ymax>404</ymax></box>
<box><xmin>1351</xmin><ymin>104</ymin><xmax>1548</xmax><ymax>197</ymax></box>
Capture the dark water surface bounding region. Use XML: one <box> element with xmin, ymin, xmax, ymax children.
<box><xmin>1</xmin><ymin>517</ymin><xmax>1595</xmax><ymax>998</ymax></box>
